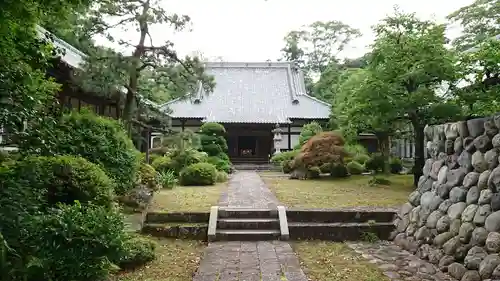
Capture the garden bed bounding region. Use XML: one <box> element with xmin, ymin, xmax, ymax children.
<box><xmin>293</xmin><ymin>241</ymin><xmax>389</xmax><ymax>281</ymax></box>
<box><xmin>262</xmin><ymin>174</ymin><xmax>414</xmax><ymax>208</ymax></box>
<box><xmin>111</xmin><ymin>238</ymin><xmax>206</xmax><ymax>281</ymax></box>
<box><xmin>149</xmin><ymin>183</ymin><xmax>227</xmax><ymax>212</ymax></box>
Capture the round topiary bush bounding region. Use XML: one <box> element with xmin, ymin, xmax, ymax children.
<box><xmin>169</xmin><ymin>149</ymin><xmax>208</xmax><ymax>174</ymax></box>
<box><xmin>179</xmin><ymin>162</ymin><xmax>217</xmax><ymax>186</ymax></box>
<box><xmin>389</xmin><ymin>157</ymin><xmax>403</xmax><ymax>174</ymax></box>
<box><xmin>118</xmin><ymin>235</ymin><xmax>157</xmax><ymax>270</ymax></box>
<box><xmin>151</xmin><ymin>156</ymin><xmax>173</xmax><ymax>173</ymax></box>
<box><xmin>199</xmin><ymin>122</ymin><xmax>226</xmax><ymax>135</ymax></box>
<box><xmin>330</xmin><ymin>163</ymin><xmax>349</xmax><ymax>178</ymax></box>
<box><xmin>3</xmin><ymin>155</ymin><xmax>115</xmax><ymax>207</ymax></box>
<box><xmin>365</xmin><ymin>153</ymin><xmax>386</xmax><ymax>173</ymax></box>
<box><xmin>307</xmin><ymin>166</ymin><xmax>321</xmax><ymax>179</ymax></box>
<box><xmin>19</xmin><ymin>110</ymin><xmax>140</xmax><ymax>195</ymax></box>
<box><xmin>346</xmin><ymin>161</ymin><xmax>365</xmax><ymax>175</ymax></box>
<box><xmin>281</xmin><ymin>160</ymin><xmax>293</xmax><ymax>174</ymax></box>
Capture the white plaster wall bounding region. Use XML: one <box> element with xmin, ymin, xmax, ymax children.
<box><xmin>277</xmin><ymin>134</ymin><xmax>290</xmax><ymax>149</ymax></box>
<box><xmin>290</xmin><ymin>134</ymin><xmax>300</xmax><ymax>148</ymax></box>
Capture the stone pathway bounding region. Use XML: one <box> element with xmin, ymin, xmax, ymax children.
<box><xmin>217</xmin><ymin>171</ymin><xmax>280</xmax><ymax>208</ymax></box>
<box><xmin>347</xmin><ymin>241</ymin><xmax>456</xmax><ymax>281</ymax></box>
<box><xmin>193</xmin><ymin>171</ymin><xmax>308</xmax><ymax>281</ymax></box>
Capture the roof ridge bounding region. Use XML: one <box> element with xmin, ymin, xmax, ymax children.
<box><xmin>204</xmin><ymin>61</ymin><xmax>294</xmax><ymax>68</ymax></box>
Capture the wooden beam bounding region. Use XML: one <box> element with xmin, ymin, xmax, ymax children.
<box><xmin>287</xmin><ymin>123</ymin><xmax>291</xmax><ymax>150</ymax></box>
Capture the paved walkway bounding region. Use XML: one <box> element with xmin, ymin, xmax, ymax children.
<box><xmin>193</xmin><ymin>172</ymin><xmax>308</xmax><ymax>281</ymax></box>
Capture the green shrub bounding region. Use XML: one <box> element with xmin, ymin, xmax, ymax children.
<box><xmin>344</xmin><ymin>144</ymin><xmax>368</xmax><ymax>156</ymax></box>
<box><xmin>179</xmin><ymin>163</ymin><xmax>217</xmax><ymax>186</ymax></box>
<box><xmin>346</xmin><ymin>161</ymin><xmax>365</xmax><ymax>175</ymax></box>
<box><xmin>369</xmin><ymin>176</ymin><xmax>391</xmax><ymax>186</ymax></box>
<box><xmin>319</xmin><ymin>162</ymin><xmax>331</xmax><ymax>173</ymax></box>
<box><xmin>169</xmin><ymin>148</ymin><xmax>208</xmax><ymax>174</ymax></box>
<box><xmin>270</xmin><ymin>150</ymin><xmax>299</xmax><ymax>165</ymax></box>
<box><xmin>19</xmin><ymin>110</ymin><xmax>140</xmax><ymax>195</ymax></box>
<box><xmin>353</xmin><ymin>154</ymin><xmax>370</xmax><ymax>165</ymax></box>
<box><xmin>139</xmin><ymin>163</ymin><xmax>158</xmax><ymax>190</ymax></box>
<box><xmin>199</xmin><ymin>122</ymin><xmax>226</xmax><ymax>135</ymax></box>
<box><xmin>216</xmin><ymin>171</ymin><xmax>229</xmax><ymax>182</ymax></box>
<box><xmin>330</xmin><ymin>163</ymin><xmax>349</xmax><ymax>178</ymax></box>
<box><xmin>156</xmin><ymin>170</ymin><xmax>177</xmax><ymax>189</ymax></box>
<box><xmin>365</xmin><ymin>153</ymin><xmax>386</xmax><ymax>173</ymax></box>
<box><xmin>281</xmin><ymin>160</ymin><xmax>293</xmax><ymax>174</ymax></box>
<box><xmin>118</xmin><ymin>235</ymin><xmax>156</xmax><ymax>270</ymax></box>
<box><xmin>199</xmin><ymin>123</ymin><xmax>229</xmax><ymax>154</ymax></box>
<box><xmin>389</xmin><ymin>157</ymin><xmax>403</xmax><ymax>174</ymax></box>
<box><xmin>21</xmin><ymin>202</ymin><xmax>129</xmax><ymax>281</ymax></box>
<box><xmin>151</xmin><ymin>156</ymin><xmax>173</xmax><ymax>173</ymax></box>
<box><xmin>5</xmin><ymin>155</ymin><xmax>115</xmax><ymax>207</ymax></box>
<box><xmin>207</xmin><ymin>156</ymin><xmax>231</xmax><ymax>173</ymax></box>
<box><xmin>307</xmin><ymin>166</ymin><xmax>321</xmax><ymax>179</ymax></box>
<box><xmin>297</xmin><ymin>122</ymin><xmax>323</xmax><ymax>148</ymax></box>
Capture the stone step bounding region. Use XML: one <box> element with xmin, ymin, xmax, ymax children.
<box><xmin>286</xmin><ymin>208</ymin><xmax>397</xmax><ymax>223</ymax></box>
<box><xmin>217</xmin><ymin>218</ymin><xmax>280</xmax><ymax>229</ymax></box>
<box><xmin>218</xmin><ymin>207</ymin><xmax>278</xmax><ymax>219</ymax></box>
<box><xmin>288</xmin><ymin>222</ymin><xmax>395</xmax><ymax>241</ymax></box>
<box><xmin>215</xmin><ymin>229</ymin><xmax>281</xmax><ymax>241</ymax></box>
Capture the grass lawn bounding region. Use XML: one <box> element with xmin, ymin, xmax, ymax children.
<box><xmin>262</xmin><ymin>174</ymin><xmax>413</xmax><ymax>208</ymax></box>
<box><xmin>150</xmin><ymin>183</ymin><xmax>227</xmax><ymax>212</ymax></box>
<box><xmin>112</xmin><ymin>238</ymin><xmax>206</xmax><ymax>281</ymax></box>
<box><xmin>293</xmin><ymin>241</ymin><xmax>388</xmax><ymax>281</ymax></box>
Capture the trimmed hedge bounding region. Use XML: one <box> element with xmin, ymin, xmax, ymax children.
<box><xmin>139</xmin><ymin>163</ymin><xmax>158</xmax><ymax>190</ymax></box>
<box><xmin>179</xmin><ymin>162</ymin><xmax>217</xmax><ymax>186</ymax></box>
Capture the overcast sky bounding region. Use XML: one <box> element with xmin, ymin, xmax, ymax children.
<box><xmin>95</xmin><ymin>0</ymin><xmax>474</xmax><ymax>61</ymax></box>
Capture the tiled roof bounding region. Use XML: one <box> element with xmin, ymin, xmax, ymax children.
<box><xmin>36</xmin><ymin>26</ymin><xmax>87</xmax><ymax>68</ymax></box>
<box><xmin>161</xmin><ymin>62</ymin><xmax>331</xmax><ymax>123</ymax></box>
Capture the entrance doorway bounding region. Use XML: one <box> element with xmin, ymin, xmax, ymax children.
<box><xmin>238</xmin><ymin>136</ymin><xmax>257</xmax><ymax>157</ymax></box>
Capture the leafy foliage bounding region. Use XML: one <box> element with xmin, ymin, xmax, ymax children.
<box><xmin>139</xmin><ymin>163</ymin><xmax>158</xmax><ymax>190</ymax></box>
<box><xmin>365</xmin><ymin>153</ymin><xmax>386</xmax><ymax>173</ymax></box>
<box><xmin>20</xmin><ymin>203</ymin><xmax>128</xmax><ymax>281</ymax></box>
<box><xmin>118</xmin><ymin>235</ymin><xmax>156</xmax><ymax>270</ymax></box>
<box><xmin>19</xmin><ymin>110</ymin><xmax>140</xmax><ymax>195</ymax></box>
<box><xmin>179</xmin><ymin>162</ymin><xmax>217</xmax><ymax>186</ymax></box>
<box><xmin>389</xmin><ymin>157</ymin><xmax>403</xmax><ymax>174</ymax></box>
<box><xmin>156</xmin><ymin>170</ymin><xmax>177</xmax><ymax>189</ymax></box>
<box><xmin>151</xmin><ymin>156</ymin><xmax>173</xmax><ymax>174</ymax></box>
<box><xmin>447</xmin><ymin>0</ymin><xmax>500</xmax><ymax>51</ymax></box>
<box><xmin>72</xmin><ymin>0</ymin><xmax>215</xmax><ymax>122</ymax></box>
<box><xmin>346</xmin><ymin>161</ymin><xmax>365</xmax><ymax>175</ymax></box>
<box><xmin>329</xmin><ymin>163</ymin><xmax>349</xmax><ymax>178</ymax></box>
<box><xmin>296</xmin><ymin>121</ymin><xmax>323</xmax><ymax>148</ymax></box>
<box><xmin>281</xmin><ymin>21</ymin><xmax>361</xmax><ymax>97</ymax></box>
<box><xmin>216</xmin><ymin>171</ymin><xmax>229</xmax><ymax>183</ymax></box>
<box><xmin>270</xmin><ymin>150</ymin><xmax>299</xmax><ymax>165</ymax></box>
<box><xmin>292</xmin><ymin>131</ymin><xmax>347</xmax><ymax>170</ymax></box>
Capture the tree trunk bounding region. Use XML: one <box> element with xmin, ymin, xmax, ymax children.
<box><xmin>412</xmin><ymin>121</ymin><xmax>425</xmax><ymax>187</ymax></box>
<box><xmin>376</xmin><ymin>131</ymin><xmax>390</xmax><ymax>174</ymax></box>
<box><xmin>122</xmin><ymin>1</ymin><xmax>149</xmax><ymax>123</ymax></box>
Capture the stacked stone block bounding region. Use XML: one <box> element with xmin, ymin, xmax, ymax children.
<box><xmin>393</xmin><ymin>116</ymin><xmax>500</xmax><ymax>281</ymax></box>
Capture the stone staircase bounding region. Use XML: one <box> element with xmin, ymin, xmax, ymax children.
<box><xmin>209</xmin><ymin>206</ymin><xmax>289</xmax><ymax>241</ymax></box>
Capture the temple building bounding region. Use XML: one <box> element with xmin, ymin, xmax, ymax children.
<box><xmin>159</xmin><ymin>62</ymin><xmax>331</xmax><ymax>164</ymax></box>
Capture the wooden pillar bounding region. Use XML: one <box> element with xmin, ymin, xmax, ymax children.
<box><xmin>181</xmin><ymin>119</ymin><xmax>186</xmax><ymax>131</ymax></box>
<box><xmin>287</xmin><ymin>123</ymin><xmax>291</xmax><ymax>150</ymax></box>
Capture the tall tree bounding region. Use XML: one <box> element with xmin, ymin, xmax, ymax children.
<box><xmin>337</xmin><ymin>9</ymin><xmax>463</xmax><ymax>185</ymax></box>
<box><xmin>448</xmin><ymin>0</ymin><xmax>500</xmax><ymax>51</ymax></box>
<box><xmin>280</xmin><ymin>20</ymin><xmax>361</xmax><ymax>98</ymax></box>
<box><xmin>75</xmin><ymin>0</ymin><xmax>215</xmax><ymax>124</ymax></box>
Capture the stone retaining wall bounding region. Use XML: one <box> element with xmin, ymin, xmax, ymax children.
<box><xmin>392</xmin><ymin>116</ymin><xmax>500</xmax><ymax>281</ymax></box>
